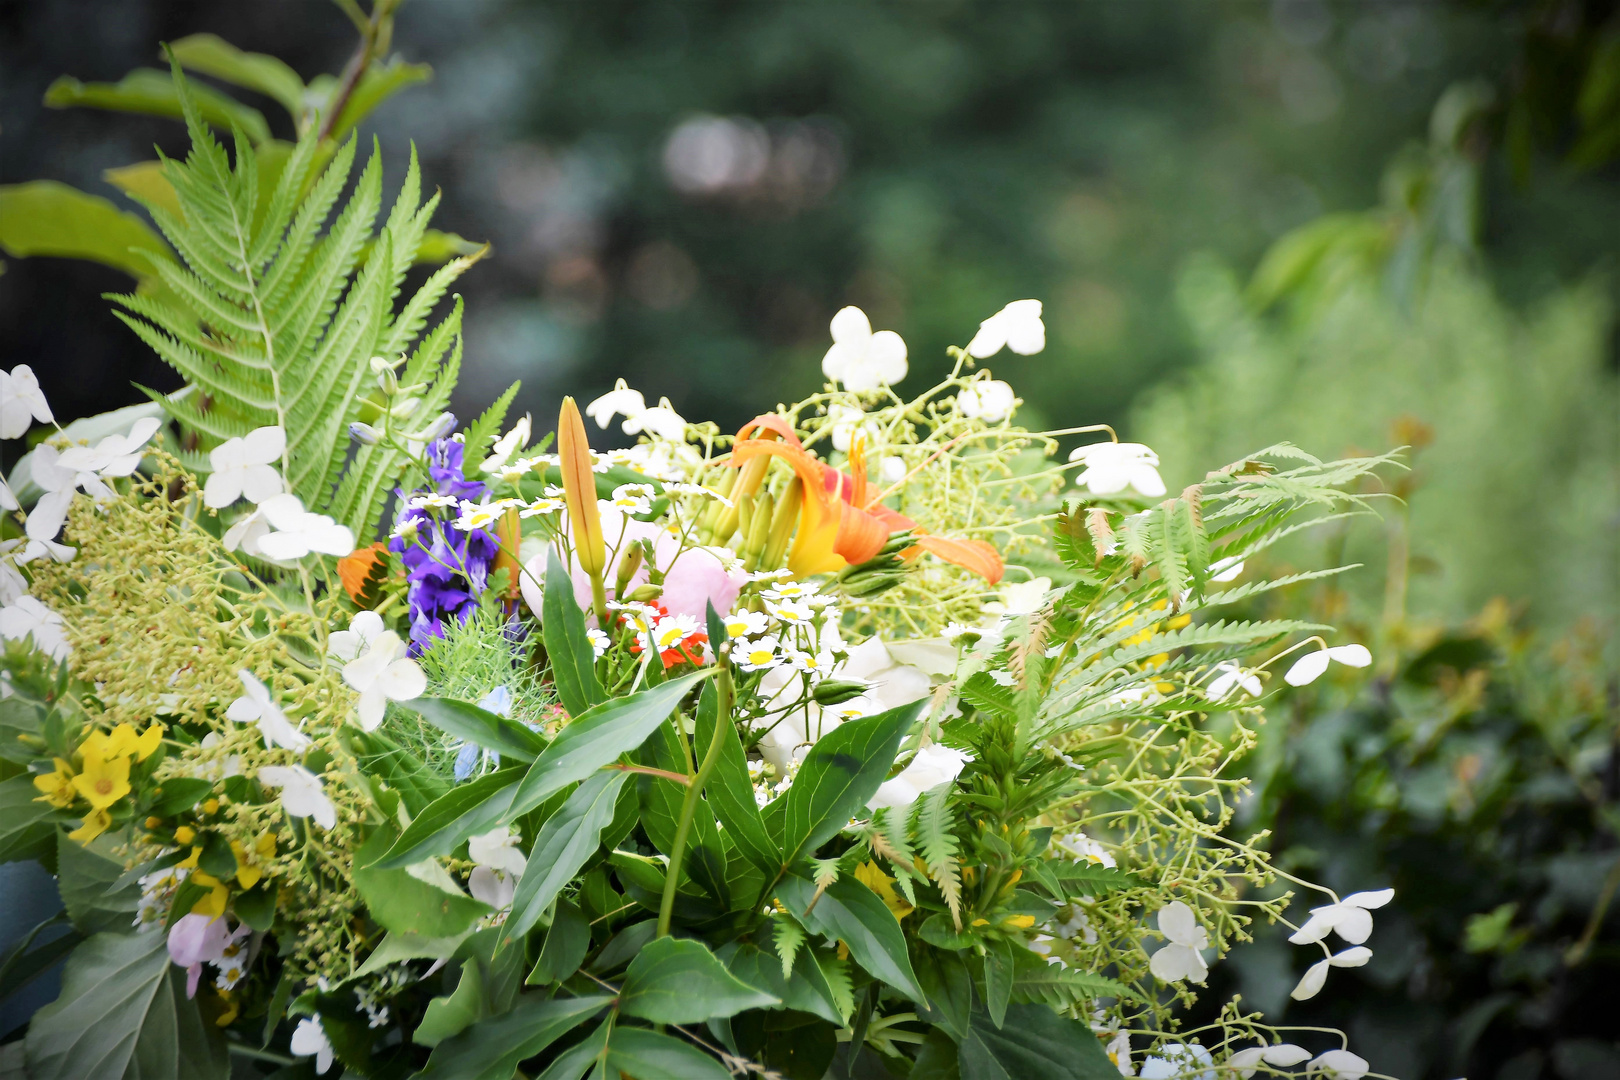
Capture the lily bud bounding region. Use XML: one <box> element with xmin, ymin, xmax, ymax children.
<box><xmin>613</xmin><ymin>542</ymin><xmax>645</xmax><ymax>598</ymax></box>
<box><xmin>348</xmin><ymin>421</ymin><xmax>381</xmax><ymax>445</ymax></box>
<box><xmin>558</xmin><ymin>396</ymin><xmax>605</xmax><ymax>578</ymax></box>
<box><xmin>375</xmin><ymin>364</ymin><xmax>400</xmax><ymax>397</ymax></box>
<box><xmin>626</xmin><ymin>583</ymin><xmax>663</xmax><ymax>602</ymax></box>
<box><xmin>742</xmin><ymin>490</ymin><xmax>774</xmax><ymax>570</ymax></box>
<box><xmin>493</xmin><ymin>508</ymin><xmax>522</xmax><ymax>599</ymax></box>
<box><xmin>759</xmin><ymin>477</ymin><xmax>803</xmax><ymax>571</ymax></box>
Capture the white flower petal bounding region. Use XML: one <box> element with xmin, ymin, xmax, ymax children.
<box><xmin>1328</xmin><ymin>946</ymin><xmax>1373</xmax><ymax>968</ymax></box>
<box><xmin>1343</xmin><ymin>888</ymin><xmax>1394</xmax><ymax>910</ymax></box>
<box><xmin>1285</xmin><ymin>650</ymin><xmax>1332</xmax><ymax>687</ymax></box>
<box><xmin>1290</xmin><ymin>958</ymin><xmax>1330</xmax><ymax>1000</ymax></box>
<box><xmin>1328</xmin><ymin>644</ymin><xmax>1372</xmax><ymax>667</ymax></box>
<box><xmin>1308</xmin><ymin>1050</ymin><xmax>1369</xmax><ymax>1080</ymax></box>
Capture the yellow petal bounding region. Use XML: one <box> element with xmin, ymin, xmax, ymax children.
<box><xmin>134</xmin><ymin>722</ymin><xmax>165</xmax><ymax>761</ymax></box>
<box><xmin>67</xmin><ymin>809</ymin><xmax>110</xmax><ymax>845</ymax></box>
<box><xmin>105</xmin><ymin>723</ymin><xmax>140</xmax><ymax>758</ymax></box>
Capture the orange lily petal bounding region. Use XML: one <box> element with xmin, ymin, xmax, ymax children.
<box><xmin>914</xmin><ymin>535</ymin><xmax>1004</xmax><ymax>584</ymax></box>
<box><xmin>833</xmin><ymin>503</ymin><xmax>889</xmax><ymax>565</ymax></box>
<box><xmin>735</xmin><ymin>414</ymin><xmax>804</xmax><ymax>449</ymax></box>
<box><xmin>559</xmin><ymin>397</ymin><xmax>604</xmax><ymax>576</ymax></box>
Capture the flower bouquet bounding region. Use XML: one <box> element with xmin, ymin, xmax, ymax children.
<box><xmin>0</xmin><ymin>52</ymin><xmax>1401</xmax><ymax>1080</ymax></box>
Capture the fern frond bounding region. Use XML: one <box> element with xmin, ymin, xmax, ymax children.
<box><xmin>460</xmin><ymin>381</ymin><xmax>519</xmax><ymax>477</ymax></box>
<box><xmin>773</xmin><ymin>915</ymin><xmax>805</xmax><ymax>980</ymax></box>
<box><xmin>915</xmin><ymin>785</ymin><xmax>963</xmax><ymax>929</ymax></box>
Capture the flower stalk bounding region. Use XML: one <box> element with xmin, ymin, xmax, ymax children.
<box><xmin>657</xmin><ymin>652</ymin><xmax>734</xmax><ymax>939</ymax></box>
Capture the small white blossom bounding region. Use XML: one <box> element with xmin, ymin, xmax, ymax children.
<box><xmin>827</xmin><ymin>404</ymin><xmax>877</xmax><ymax>453</ymax></box>
<box><xmin>204</xmin><ymin>426</ymin><xmax>285</xmax><ymax>508</ymax></box>
<box><xmin>1148</xmin><ymin>901</ymin><xmax>1209</xmax><ymax>984</ymax></box>
<box><xmin>1285</xmin><ymin>644</ymin><xmax>1373</xmax><ymax>686</ymax></box>
<box><xmin>455</xmin><ymin>498</ymin><xmax>521</xmax><ymax>533</ymax></box>
<box><xmin>290</xmin><ymin>1017</ymin><xmax>335</xmax><ymax>1074</ymax></box>
<box><xmin>342</xmin><ymin>630</ymin><xmax>427</xmax><ymax>731</ymax></box>
<box><xmin>0</xmin><ymin>365</ymin><xmax>53</xmax><ymax>438</ymax></box>
<box><xmin>736</xmin><ymin>637</ymin><xmax>783</xmax><ymax>672</ymax></box>
<box><xmin>966</xmin><ymin>299</ymin><xmax>1045</xmax><ymax>358</ymax></box>
<box><xmin>941</xmin><ymin>622</ymin><xmax>981</xmax><ymax>646</ymax></box>
<box><xmin>1058</xmin><ymin>831</ymin><xmax>1116</xmax><ymax>868</ymax></box>
<box><xmin>1288</xmin><ymin>888</ymin><xmax>1394</xmax><ymax>946</ymax></box>
<box><xmin>821</xmin><ymin>306</ymin><xmax>907</xmax><ymax>392</ymax></box>
<box><xmin>407</xmin><ymin>492</ymin><xmax>459</xmax><ymax>512</ymax></box>
<box><xmin>1069</xmin><ymin>441</ymin><xmax>1166</xmax><ymax>498</ymax></box>
<box><xmin>254</xmin><ymin>494</ymin><xmax>356</xmax><ymax>561</ymax></box>
<box><xmin>879</xmin><ymin>455</ymin><xmax>906</xmax><ymax>485</ymax></box>
<box><xmin>227</xmin><ymin>670</ymin><xmax>310</xmax><ymax>752</ymax></box>
<box><xmin>481</xmin><ymin>415</ymin><xmax>531</xmax><ymax>474</ymax></box>
<box><xmin>955</xmin><ymin>379</ymin><xmax>1017</xmax><ymax>423</ymax></box>
<box><xmin>0</xmin><ymin>596</ymin><xmax>69</xmax><ymax>662</ymax></box>
<box><xmin>624</xmin><ymin>399</ymin><xmax>687</xmax><ymax>442</ymax></box>
<box><xmin>586</xmin><ymin>379</ymin><xmax>647</xmax><ymax>430</ymax></box>
<box><xmin>1227</xmin><ymin>1044</ymin><xmax>1312</xmax><ymax>1079</ymax></box>
<box><xmin>1138</xmin><ymin>1043</ymin><xmax>1213</xmax><ymax>1080</ymax></box>
<box><xmin>328</xmin><ymin>610</ymin><xmax>384</xmax><ymax>663</ymax></box>
<box><xmin>1290</xmin><ymin>946</ymin><xmax>1373</xmax><ymax>1001</ymax></box>
<box><xmin>468</xmin><ymin>826</ymin><xmax>527</xmax><ymax>878</ymax></box>
<box><xmin>1206</xmin><ymin>661</ymin><xmax>1262</xmax><ymax>702</ymax></box>
<box><xmin>1308</xmin><ymin>1050</ymin><xmax>1370</xmax><ymax>1080</ymax></box>
<box><xmin>586</xmin><ymin>627</ymin><xmax>610</xmax><ymax>657</ymax></box>
<box><xmin>723</xmin><ymin>610</ymin><xmax>770</xmax><ymax>638</ymax></box>
<box><xmin>259</xmin><ymin>765</ymin><xmax>336</xmax><ymax>830</ymax></box>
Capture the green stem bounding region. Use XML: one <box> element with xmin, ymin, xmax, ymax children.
<box><xmin>657</xmin><ymin>661</ymin><xmax>734</xmax><ymax>938</ymax></box>
<box><xmin>589</xmin><ymin>569</ymin><xmax>608</xmax><ymax>626</ymax></box>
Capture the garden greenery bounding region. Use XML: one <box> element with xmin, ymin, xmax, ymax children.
<box><xmin>0</xmin><ymin>18</ymin><xmax>1407</xmax><ymax>1080</ymax></box>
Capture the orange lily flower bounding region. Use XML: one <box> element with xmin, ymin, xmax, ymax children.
<box><xmin>729</xmin><ymin>417</ymin><xmax>1003</xmax><ymax>583</ymax></box>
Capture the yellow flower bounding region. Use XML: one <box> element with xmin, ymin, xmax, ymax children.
<box><xmin>67</xmin><ymin>809</ymin><xmax>111</xmax><ymax>845</ymax></box>
<box><xmin>190</xmin><ymin>872</ymin><xmax>228</xmax><ymax>919</ymax></box>
<box><xmin>254</xmin><ymin>831</ymin><xmax>276</xmax><ymax>859</ymax></box>
<box><xmin>854</xmin><ymin>861</ymin><xmax>915</xmax><ymax>921</ymax></box>
<box><xmin>105</xmin><ymin>723</ymin><xmax>140</xmax><ymax>758</ymax></box>
<box><xmin>230</xmin><ymin>840</ymin><xmax>262</xmax><ymax>890</ymax></box>
<box><xmin>33</xmin><ymin>758</ymin><xmax>77</xmax><ymax>808</ymax></box>
<box><xmin>174</xmin><ymin>825</ymin><xmax>196</xmax><ymax>844</ymax></box>
<box><xmin>213</xmin><ymin>988</ymin><xmax>239</xmax><ymax>1027</ymax></box>
<box><xmin>177</xmin><ymin>845</ymin><xmax>203</xmax><ymax>869</ymax></box>
<box><xmin>79</xmin><ymin>729</ymin><xmax>113</xmax><ymax>762</ymax></box>
<box><xmin>202</xmin><ymin>798</ymin><xmax>219</xmax><ymax>815</ymax></box>
<box><xmin>134</xmin><ymin>722</ymin><xmax>164</xmax><ymax>761</ymax></box>
<box><xmin>71</xmin><ymin>751</ymin><xmax>131</xmax><ymax>811</ymax></box>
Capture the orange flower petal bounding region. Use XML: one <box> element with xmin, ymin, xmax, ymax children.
<box><xmin>336</xmin><ymin>542</ymin><xmax>387</xmax><ymax>603</ymax></box>
<box><xmin>914</xmin><ymin>535</ymin><xmax>1004</xmax><ymax>584</ymax></box>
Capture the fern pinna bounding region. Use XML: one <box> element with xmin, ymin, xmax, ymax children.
<box><xmin>110</xmin><ymin>57</ymin><xmax>479</xmax><ymax>539</ymax></box>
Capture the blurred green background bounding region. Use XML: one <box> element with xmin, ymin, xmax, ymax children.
<box><xmin>1</xmin><ymin>1</ymin><xmax>1616</xmax><ymax>1076</ymax></box>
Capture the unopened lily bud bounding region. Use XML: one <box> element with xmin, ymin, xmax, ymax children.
<box><xmin>493</xmin><ymin>508</ymin><xmax>522</xmax><ymax>599</ymax></box>
<box><xmin>759</xmin><ymin>477</ymin><xmax>803</xmax><ymax>571</ymax></box>
<box><xmin>840</xmin><ymin>570</ymin><xmax>907</xmax><ymax>598</ymax></box>
<box><xmin>368</xmin><ymin>355</ymin><xmax>396</xmax><ymax>375</ymax></box>
<box><xmin>349</xmin><ymin>421</ymin><xmax>382</xmax><ymax>446</ymax></box>
<box><xmin>626</xmin><ymin>583</ymin><xmax>663</xmax><ymax>602</ymax></box>
<box><xmin>417</xmin><ymin>412</ymin><xmax>456</xmax><ymax>443</ymax></box>
<box><xmin>388</xmin><ymin>396</ymin><xmax>421</xmax><ymax>420</ymax></box>
<box><xmin>743</xmin><ymin>490</ymin><xmax>774</xmax><ymax>570</ymax></box>
<box><xmin>558</xmin><ymin>397</ymin><xmax>605</xmax><ymax>579</ymax></box>
<box><xmin>375</xmin><ymin>364</ymin><xmax>400</xmax><ymax>396</ymax></box>
<box><xmin>812</xmin><ymin>678</ymin><xmax>869</xmax><ymax>706</ymax></box>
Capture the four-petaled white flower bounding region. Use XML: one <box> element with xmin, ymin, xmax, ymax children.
<box><xmin>623</xmin><ymin>398</ymin><xmax>687</xmax><ymax>442</ymax></box>
<box><xmin>1057</xmin><ymin>831</ymin><xmax>1116</xmax><ymax>868</ymax></box>
<box><xmin>259</xmin><ymin>765</ymin><xmax>336</xmax><ymax>830</ymax></box>
<box><xmin>827</xmin><ymin>404</ymin><xmax>877</xmax><ymax>453</ymax></box>
<box><xmin>204</xmin><ymin>426</ymin><xmax>285</xmax><ymax>508</ymax></box>
<box><xmin>468</xmin><ymin>826</ymin><xmax>527</xmax><ymax>877</ymax></box>
<box><xmin>0</xmin><ymin>596</ymin><xmax>70</xmax><ymax>662</ymax></box>
<box><xmin>586</xmin><ymin>379</ymin><xmax>647</xmax><ymax>430</ymax></box>
<box><xmin>955</xmin><ymin>379</ymin><xmax>1017</xmax><ymax>423</ymax></box>
<box><xmin>253</xmin><ymin>494</ymin><xmax>356</xmax><ymax>562</ymax></box>
<box><xmin>1285</xmin><ymin>643</ymin><xmax>1373</xmax><ymax>686</ymax></box>
<box><xmin>226</xmin><ymin>670</ymin><xmax>310</xmax><ymax>752</ymax></box>
<box><xmin>290</xmin><ymin>1017</ymin><xmax>335</xmax><ymax>1074</ymax></box>
<box><xmin>328</xmin><ymin>610</ymin><xmax>385</xmax><ymax>663</ymax></box>
<box><xmin>1291</xmin><ymin>945</ymin><xmax>1372</xmax><ymax>1001</ymax></box>
<box><xmin>0</xmin><ymin>367</ymin><xmax>51</xmax><ymax>442</ymax></box>
<box><xmin>0</xmin><ymin>366</ymin><xmax>53</xmax><ymax>439</ymax></box>
<box><xmin>1289</xmin><ymin>888</ymin><xmax>1394</xmax><ymax>946</ymax></box>
<box><xmin>868</xmin><ymin>744</ymin><xmax>973</xmax><ymax>811</ymax></box>
<box><xmin>1227</xmin><ymin>1043</ymin><xmax>1313</xmax><ymax>1078</ymax></box>
<box><xmin>967</xmin><ymin>300</ymin><xmax>1046</xmax><ymax>359</ymax></box>
<box><xmin>822</xmin><ymin>306</ymin><xmax>908</xmax><ymax>392</ymax></box>
<box><xmin>24</xmin><ymin>418</ymin><xmax>164</xmax><ymax>559</ymax></box>
<box><xmin>1206</xmin><ymin>661</ymin><xmax>1262</xmax><ymax>701</ymax></box>
<box><xmin>1068</xmin><ymin>441</ymin><xmax>1167</xmax><ymax>497</ymax></box>
<box><xmin>341</xmin><ymin>630</ymin><xmax>426</xmax><ymax>731</ymax></box>
<box><xmin>1148</xmin><ymin>901</ymin><xmax>1210</xmax><ymax>984</ymax></box>
<box><xmin>482</xmin><ymin>415</ymin><xmax>531</xmax><ymax>474</ymax></box>
<box><xmin>1308</xmin><ymin>1049</ymin><xmax>1370</xmax><ymax>1080</ymax></box>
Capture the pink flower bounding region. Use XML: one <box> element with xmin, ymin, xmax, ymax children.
<box><xmin>167</xmin><ymin>914</ymin><xmax>248</xmax><ymax>998</ymax></box>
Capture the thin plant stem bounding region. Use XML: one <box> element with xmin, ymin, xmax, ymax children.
<box><xmin>657</xmin><ymin>658</ymin><xmax>734</xmax><ymax>938</ymax></box>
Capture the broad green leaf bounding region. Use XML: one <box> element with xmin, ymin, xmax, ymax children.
<box><xmin>346</xmin><ymin>727</ymin><xmax>451</xmax><ymax>818</ymax></box>
<box><xmin>719</xmin><ymin>942</ymin><xmax>841</xmax><ymax>1026</ymax></box>
<box><xmin>527</xmin><ymin>897</ymin><xmax>590</xmax><ymax>985</ymax></box>
<box><xmin>55</xmin><ymin>834</ymin><xmax>138</xmax><ymax>935</ymax></box>
<box><xmin>504</xmin><ymin>771</ymin><xmax>629</xmax><ymax>942</ymax></box>
<box><xmin>353</xmin><ymin>825</ymin><xmax>491</xmax><ymax>937</ymax></box>
<box><xmin>0</xmin><ymin>774</ymin><xmax>57</xmax><ymax>864</ymax></box>
<box><xmin>777</xmin><ymin>873</ymin><xmax>923</xmax><ymax>1002</ymax></box>
<box><xmin>533</xmin><ymin>1020</ymin><xmax>608</xmax><ymax>1080</ymax></box>
<box><xmin>603</xmin><ymin>1026</ymin><xmax>732</xmax><ymax>1080</ymax></box>
<box><xmin>374</xmin><ymin>766</ymin><xmax>523</xmax><ymax>869</ymax></box>
<box><xmin>588</xmin><ymin>920</ymin><xmax>656</xmax><ymax>974</ymax></box>
<box><xmin>406</xmin><ymin>696</ymin><xmax>547</xmax><ymax>762</ymax></box>
<box><xmin>143</xmin><ymin>777</ymin><xmax>214</xmax><ymax>818</ymax></box>
<box><xmin>983</xmin><ymin>939</ymin><xmax>1014</xmax><ymax>1029</ymax></box>
<box><xmin>0</xmin><ymin>913</ymin><xmax>79</xmax><ymax>1002</ymax></box>
<box><xmin>914</xmin><ymin>948</ymin><xmax>973</xmax><ymax>1040</ymax></box>
<box><xmin>232</xmin><ymin>885</ymin><xmax>275</xmax><ymax>932</ymax></box>
<box><xmin>693</xmin><ymin>680</ymin><xmax>778</xmax><ymax>876</ymax></box>
<box><xmin>170</xmin><ymin>33</ymin><xmax>306</xmax><ymax>119</ymax></box>
<box><xmin>543</xmin><ymin>550</ymin><xmax>606</xmax><ymax>717</ymax></box>
<box><xmin>507</xmin><ymin>671</ymin><xmax>706</xmax><ymax>820</ymax></box>
<box><xmin>619</xmin><ymin>937</ymin><xmax>779</xmax><ymax>1024</ymax></box>
<box><xmin>25</xmin><ymin>931</ymin><xmax>228</xmax><ymax>1080</ymax></box>
<box><xmin>956</xmin><ymin>1003</ymin><xmax>1119</xmax><ymax>1080</ymax></box>
<box><xmin>414</xmin><ymin>994</ymin><xmax>612</xmax><ymax>1080</ymax></box>
<box><xmin>763</xmin><ymin>702</ymin><xmax>921</xmax><ymax>870</ymax></box>
<box><xmin>329</xmin><ymin>58</ymin><xmax>434</xmax><ymax>141</ymax></box>
<box><xmin>0</xmin><ymin>181</ymin><xmax>172</xmax><ymax>281</ymax></box>
<box><xmin>45</xmin><ymin>69</ymin><xmax>271</xmax><ymax>144</ymax></box>
<box><xmin>412</xmin><ymin>960</ymin><xmax>486</xmax><ymax>1047</ymax></box>
<box><xmin>354</xmin><ymin>928</ymin><xmax>477</xmax><ymax>979</ymax></box>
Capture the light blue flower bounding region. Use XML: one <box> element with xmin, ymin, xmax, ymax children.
<box><xmin>478</xmin><ymin>685</ymin><xmax>513</xmax><ymax>717</ymax></box>
<box><xmin>453</xmin><ymin>742</ymin><xmax>480</xmax><ymax>781</ymax></box>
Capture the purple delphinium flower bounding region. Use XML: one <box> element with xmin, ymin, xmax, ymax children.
<box><xmin>390</xmin><ymin>437</ymin><xmax>498</xmax><ymax>654</ymax></box>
